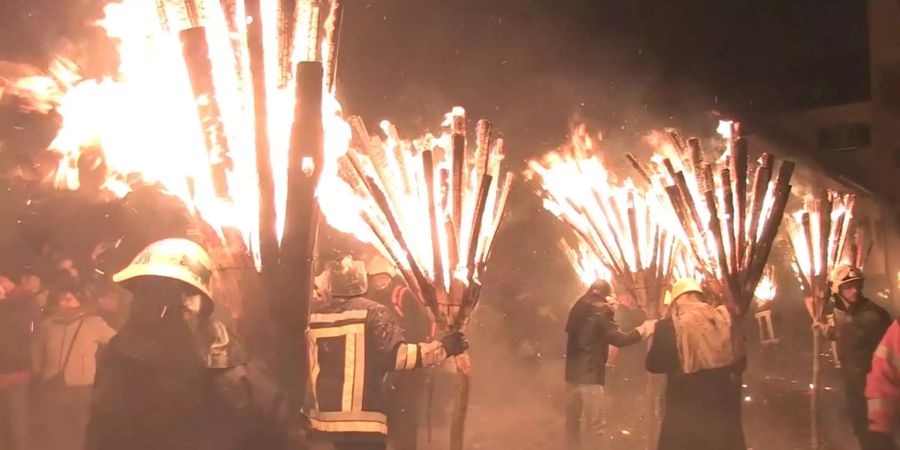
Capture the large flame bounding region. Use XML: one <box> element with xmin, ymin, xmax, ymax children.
<box><xmin>9</xmin><ymin>0</ymin><xmax>348</xmax><ymax>267</ymax></box>
<box><xmin>527</xmin><ymin>125</ymin><xmax>689</xmax><ymax>313</ymax></box>
<box><xmin>787</xmin><ymin>191</ymin><xmax>856</xmax><ymax>303</ymax></box>
<box><xmin>318</xmin><ymin>109</ymin><xmax>511</xmax><ymax>303</ymax></box>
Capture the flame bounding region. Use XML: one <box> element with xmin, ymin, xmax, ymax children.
<box><xmin>754</xmin><ymin>266</ymin><xmax>777</xmax><ymax>302</ymax></box>
<box><xmin>787</xmin><ymin>191</ymin><xmax>856</xmax><ymax>304</ymax></box>
<box><xmin>558</xmin><ymin>238</ymin><xmax>611</xmax><ymax>287</ymax></box>
<box><xmin>529</xmin><ymin>125</ymin><xmax>689</xmax><ymax>311</ymax></box>
<box><xmin>318</xmin><ymin>109</ymin><xmax>511</xmax><ymax>299</ymax></box>
<box><xmin>16</xmin><ymin>0</ymin><xmax>348</xmax><ymax>267</ymax></box>
<box><xmin>639</xmin><ymin>123</ymin><xmax>793</xmax><ymax>307</ymax></box>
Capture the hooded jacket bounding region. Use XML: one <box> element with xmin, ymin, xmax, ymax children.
<box><xmin>565</xmin><ymin>292</ymin><xmax>641</xmax><ymax>385</ymax></box>
<box><xmin>87</xmin><ymin>314</ymin><xmax>308</xmax><ymax>450</ymax></box>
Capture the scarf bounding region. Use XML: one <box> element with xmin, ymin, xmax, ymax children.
<box><xmin>670</xmin><ymin>294</ymin><xmax>744</xmax><ymax>374</ymax></box>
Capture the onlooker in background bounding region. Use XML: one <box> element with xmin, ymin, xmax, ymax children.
<box><xmin>13</xmin><ymin>268</ymin><xmax>48</xmax><ymax>313</ymax></box>
<box><xmin>92</xmin><ymin>283</ymin><xmax>131</xmax><ymax>331</ymax></box>
<box><xmin>32</xmin><ymin>286</ymin><xmax>116</xmax><ymax>450</ymax></box>
<box><xmin>0</xmin><ymin>275</ymin><xmax>39</xmax><ymax>450</ymax></box>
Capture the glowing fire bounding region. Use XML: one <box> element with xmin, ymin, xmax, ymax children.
<box><xmin>527</xmin><ymin>125</ymin><xmax>687</xmax><ymax>315</ymax></box>
<box><xmin>638</xmin><ymin>121</ymin><xmax>794</xmax><ymax>311</ymax></box>
<box><xmin>9</xmin><ymin>0</ymin><xmax>347</xmax><ymax>266</ymax></box>
<box><xmin>787</xmin><ymin>191</ymin><xmax>856</xmax><ymax>305</ymax></box>
<box><xmin>558</xmin><ymin>238</ymin><xmax>611</xmax><ymax>287</ymax></box>
<box><xmin>317</xmin><ymin>108</ymin><xmax>511</xmax><ymax>329</ymax></box>
<box><xmin>754</xmin><ymin>266</ymin><xmax>777</xmax><ymax>302</ymax></box>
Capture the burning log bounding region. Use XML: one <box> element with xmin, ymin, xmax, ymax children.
<box><xmin>317</xmin><ymin>109</ymin><xmax>510</xmax><ymax>450</ymax></box>
<box><xmin>245</xmin><ymin>0</ymin><xmax>278</xmax><ymax>272</ymax></box>
<box><xmin>179</xmin><ymin>27</ymin><xmax>234</xmax><ymax>200</ymax></box>
<box><xmin>527</xmin><ymin>126</ymin><xmax>689</xmax><ymax>318</ymax></box>
<box><xmin>636</xmin><ymin>122</ymin><xmax>795</xmax><ymax>315</ymax></box>
<box><xmin>787</xmin><ymin>189</ymin><xmax>859</xmax><ymax>449</ymax></box>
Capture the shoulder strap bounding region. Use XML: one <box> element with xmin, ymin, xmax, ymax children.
<box><xmin>60</xmin><ymin>318</ymin><xmax>86</xmax><ymax>373</ymax></box>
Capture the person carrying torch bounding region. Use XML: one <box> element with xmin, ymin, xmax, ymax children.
<box><xmin>87</xmin><ymin>239</ymin><xmax>310</xmax><ymax>450</ymax></box>
<box><xmin>306</xmin><ymin>256</ymin><xmax>469</xmax><ymax>450</ymax></box>
<box><xmin>814</xmin><ymin>265</ymin><xmax>892</xmax><ymax>449</ymax></box>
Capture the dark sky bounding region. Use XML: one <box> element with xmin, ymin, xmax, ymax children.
<box><xmin>336</xmin><ymin>0</ymin><xmax>869</xmax><ymax>163</ymax></box>
<box><xmin>1</xmin><ymin>0</ymin><xmax>870</xmax><ymax>161</ymax></box>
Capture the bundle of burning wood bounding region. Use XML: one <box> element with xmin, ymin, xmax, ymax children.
<box><xmin>787</xmin><ymin>190</ymin><xmax>860</xmax><ymax>320</ymax></box>
<box><xmin>628</xmin><ymin>122</ymin><xmax>795</xmax><ymax>316</ymax></box>
<box><xmin>324</xmin><ymin>108</ymin><xmax>513</xmax><ymax>333</ymax></box>
<box><xmin>527</xmin><ymin>125</ymin><xmax>687</xmax><ymax>318</ymax></box>
<box><xmin>785</xmin><ymin>190</ymin><xmax>860</xmax><ymax>449</ymax></box>
<box><xmin>318</xmin><ymin>108</ymin><xmax>511</xmax><ymax>450</ymax></box>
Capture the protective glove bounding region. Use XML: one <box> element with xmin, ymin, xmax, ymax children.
<box><xmin>441</xmin><ymin>331</ymin><xmax>470</xmax><ymax>357</ymax></box>
<box><xmin>636</xmin><ymin>319</ymin><xmax>658</xmax><ymax>339</ymax></box>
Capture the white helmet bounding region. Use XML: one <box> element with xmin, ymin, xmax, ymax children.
<box><xmin>113</xmin><ymin>238</ymin><xmax>214</xmax><ymax>299</ymax></box>
<box><xmin>327</xmin><ymin>256</ymin><xmax>368</xmax><ymax>298</ymax></box>
<box><xmin>830</xmin><ymin>264</ymin><xmax>864</xmax><ymax>295</ymax></box>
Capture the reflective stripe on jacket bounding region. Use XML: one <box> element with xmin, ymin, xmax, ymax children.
<box><xmin>867</xmin><ymin>321</ymin><xmax>900</xmax><ymax>433</ymax></box>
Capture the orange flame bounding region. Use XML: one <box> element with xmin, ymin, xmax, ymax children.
<box><xmin>14</xmin><ymin>0</ymin><xmax>348</xmax><ymax>268</ymax></box>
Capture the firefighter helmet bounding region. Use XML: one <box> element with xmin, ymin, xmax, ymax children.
<box><xmin>830</xmin><ymin>264</ymin><xmax>865</xmax><ymax>294</ymax></box>
<box><xmin>113</xmin><ymin>238</ymin><xmax>214</xmax><ymax>299</ymax></box>
<box><xmin>328</xmin><ymin>256</ymin><xmax>368</xmax><ymax>298</ymax></box>
<box><xmin>670</xmin><ymin>277</ymin><xmax>703</xmax><ymax>302</ymax></box>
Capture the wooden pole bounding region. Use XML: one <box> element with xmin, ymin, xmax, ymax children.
<box><xmin>245</xmin><ymin>0</ymin><xmax>279</xmax><ymax>273</ymax></box>
<box><xmin>279</xmin><ymin>61</ymin><xmax>324</xmax><ymax>402</ymax></box>
<box><xmin>179</xmin><ymin>26</ymin><xmax>233</xmax><ymax>200</ymax></box>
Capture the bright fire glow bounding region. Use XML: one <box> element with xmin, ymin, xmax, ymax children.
<box><xmin>787</xmin><ymin>191</ymin><xmax>856</xmax><ymax>307</ymax></box>
<box><xmin>9</xmin><ymin>0</ymin><xmax>346</xmax><ymax>267</ymax></box>
<box><xmin>754</xmin><ymin>266</ymin><xmax>777</xmax><ymax>302</ymax></box>
<box><xmin>317</xmin><ymin>109</ymin><xmax>511</xmax><ymax>329</ymax></box>
<box><xmin>527</xmin><ymin>125</ymin><xmax>687</xmax><ymax>315</ymax></box>
<box><xmin>640</xmin><ymin>122</ymin><xmax>793</xmax><ymax>309</ymax></box>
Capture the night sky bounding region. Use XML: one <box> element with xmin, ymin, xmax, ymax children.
<box><xmin>0</xmin><ymin>0</ymin><xmax>870</xmax><ymax>162</ymax></box>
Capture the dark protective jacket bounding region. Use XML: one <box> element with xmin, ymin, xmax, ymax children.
<box><xmin>829</xmin><ymin>296</ymin><xmax>893</xmax><ymax>385</ymax></box>
<box><xmin>565</xmin><ymin>293</ymin><xmax>641</xmax><ymax>385</ymax></box>
<box><xmin>647</xmin><ymin>317</ymin><xmax>746</xmax><ymax>450</ymax></box>
<box><xmin>87</xmin><ymin>316</ymin><xmax>308</xmax><ymax>450</ymax></box>
<box><xmin>307</xmin><ymin>295</ymin><xmax>438</xmax><ymax>443</ymax></box>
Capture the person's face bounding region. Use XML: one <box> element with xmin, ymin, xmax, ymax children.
<box><xmin>57</xmin><ymin>292</ymin><xmax>81</xmax><ymax>309</ymax></box>
<box><xmin>369</xmin><ymin>273</ymin><xmax>392</xmax><ymax>291</ymax></box>
<box><xmin>20</xmin><ymin>275</ymin><xmax>41</xmax><ymax>293</ymax></box>
<box><xmin>839</xmin><ymin>281</ymin><xmax>862</xmax><ymax>304</ymax></box>
<box><xmin>56</xmin><ymin>259</ymin><xmax>79</xmax><ymax>281</ymax></box>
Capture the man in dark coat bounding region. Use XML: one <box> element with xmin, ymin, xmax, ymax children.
<box><xmin>87</xmin><ymin>238</ymin><xmax>309</xmax><ymax>450</ymax></box>
<box><xmin>818</xmin><ymin>265</ymin><xmax>892</xmax><ymax>449</ymax></box>
<box><xmin>646</xmin><ymin>278</ymin><xmax>746</xmax><ymax>450</ymax></box>
<box><xmin>565</xmin><ymin>279</ymin><xmax>655</xmax><ymax>450</ymax></box>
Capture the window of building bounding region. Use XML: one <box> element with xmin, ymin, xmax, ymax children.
<box><xmin>816</xmin><ymin>122</ymin><xmax>870</xmax><ymax>152</ymax></box>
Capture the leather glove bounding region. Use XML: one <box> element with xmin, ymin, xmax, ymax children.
<box><xmin>636</xmin><ymin>319</ymin><xmax>658</xmax><ymax>339</ymax></box>
<box><xmin>441</xmin><ymin>331</ymin><xmax>469</xmax><ymax>357</ymax></box>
